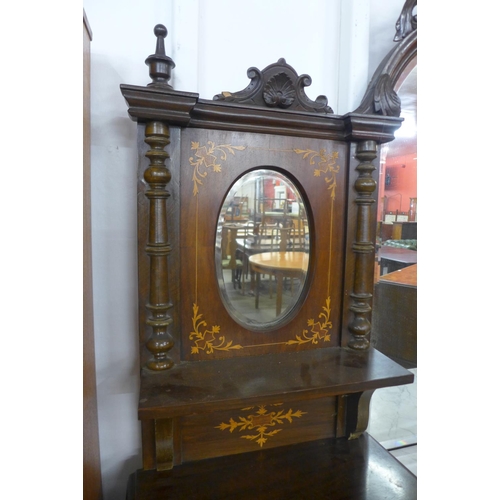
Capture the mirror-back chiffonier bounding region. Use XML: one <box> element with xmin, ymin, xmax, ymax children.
<box><xmin>121</xmin><ymin>2</ymin><xmax>417</xmax><ymax>497</ymax></box>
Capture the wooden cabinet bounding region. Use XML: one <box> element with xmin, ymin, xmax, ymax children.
<box><xmin>372</xmin><ymin>265</ymin><xmax>417</xmax><ymax>368</ymax></box>
<box><xmin>120</xmin><ymin>2</ymin><xmax>418</xmax><ymax>496</ymax></box>
<box><xmin>392</xmin><ymin>221</ymin><xmax>417</xmax><ymax>240</ymax></box>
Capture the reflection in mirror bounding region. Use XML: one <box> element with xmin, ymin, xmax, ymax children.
<box><xmin>377</xmin><ymin>61</ymin><xmax>417</xmax><ymax>278</ymax></box>
<box><xmin>215</xmin><ymin>169</ymin><xmax>310</xmax><ymax>330</ymax></box>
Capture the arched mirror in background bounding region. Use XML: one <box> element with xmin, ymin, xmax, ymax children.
<box><xmin>366</xmin><ymin>0</ymin><xmax>417</xmax><ymax>468</ymax></box>
<box><xmin>370</xmin><ymin>0</ymin><xmax>417</xmax><ymax>370</ymax></box>
<box><xmin>377</xmin><ymin>60</ymin><xmax>417</xmax><ymax>278</ymax></box>
<box><xmin>354</xmin><ymin>0</ymin><xmax>417</xmax><ymax>287</ymax></box>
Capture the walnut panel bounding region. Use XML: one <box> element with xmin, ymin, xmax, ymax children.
<box><xmin>178</xmin><ymin>129</ymin><xmax>348</xmax><ymax>360</ymax></box>
<box><xmin>180</xmin><ymin>397</ymin><xmax>338</xmax><ymax>463</ymax></box>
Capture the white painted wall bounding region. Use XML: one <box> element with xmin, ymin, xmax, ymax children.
<box><xmin>82</xmin><ymin>0</ymin><xmax>405</xmax><ymax>498</ymax></box>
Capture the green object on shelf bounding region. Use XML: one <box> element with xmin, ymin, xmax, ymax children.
<box><xmin>383</xmin><ymin>239</ymin><xmax>417</xmax><ymax>250</ymax></box>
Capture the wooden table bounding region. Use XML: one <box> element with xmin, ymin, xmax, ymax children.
<box><xmin>379</xmin><ymin>246</ymin><xmax>417</xmax><ymax>275</ymax></box>
<box><xmin>249</xmin><ymin>251</ymin><xmax>308</xmax><ymax>315</ymax></box>
<box><xmin>236</xmin><ymin>237</ymin><xmax>279</xmax><ymax>256</ymax></box>
<box><xmin>379</xmin><ymin>263</ymin><xmax>417</xmax><ymax>286</ymax></box>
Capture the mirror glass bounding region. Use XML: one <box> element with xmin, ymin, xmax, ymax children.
<box><xmin>215</xmin><ymin>169</ymin><xmax>310</xmax><ymax>330</ymax></box>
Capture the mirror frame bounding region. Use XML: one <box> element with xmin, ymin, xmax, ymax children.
<box><xmin>121</xmin><ymin>28</ymin><xmax>404</xmax><ymax>370</ymax></box>
<box><xmin>178</xmin><ymin>129</ymin><xmax>348</xmax><ymax>360</ymax></box>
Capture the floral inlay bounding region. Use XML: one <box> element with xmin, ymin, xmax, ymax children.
<box><xmin>190</xmin><ymin>303</ymin><xmax>243</xmax><ymax>354</ymax></box>
<box><xmin>293</xmin><ymin>148</ymin><xmax>340</xmax><ymax>198</ymax></box>
<box><xmin>215</xmin><ymin>404</ymin><xmax>306</xmax><ymax>448</ymax></box>
<box><xmin>187</xmin><ymin>141</ymin><xmax>340</xmax><ymax>355</ymax></box>
<box><xmin>189</xmin><ymin>141</ymin><xmax>246</xmax><ymax>196</ymax></box>
<box><xmin>286</xmin><ymin>297</ymin><xmax>332</xmax><ymax>345</ymax></box>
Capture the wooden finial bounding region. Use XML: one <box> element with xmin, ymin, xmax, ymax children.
<box><xmin>145</xmin><ymin>24</ymin><xmax>176</xmax><ymax>89</ymax></box>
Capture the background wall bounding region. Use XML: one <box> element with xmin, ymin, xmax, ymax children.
<box><xmin>82</xmin><ymin>1</ymin><xmax>405</xmax><ymax>498</ymax></box>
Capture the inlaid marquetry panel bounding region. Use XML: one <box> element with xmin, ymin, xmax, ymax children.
<box><xmin>179</xmin><ymin>128</ymin><xmax>348</xmax><ymax>360</ymax></box>
<box><xmin>180</xmin><ymin>397</ymin><xmax>338</xmax><ymax>463</ymax></box>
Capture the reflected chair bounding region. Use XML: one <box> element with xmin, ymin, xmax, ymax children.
<box><xmin>235</xmin><ymin>221</ymin><xmax>255</xmax><ymax>293</ymax></box>
<box><xmin>221</xmin><ymin>225</ymin><xmax>243</xmax><ymax>289</ymax></box>
<box><xmin>286</xmin><ymin>216</ymin><xmax>307</xmax><ymax>251</ymax></box>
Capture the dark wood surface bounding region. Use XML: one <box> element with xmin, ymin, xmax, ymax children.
<box><xmin>138</xmin><ymin>347</ymin><xmax>413</xmax><ymax>419</ymax></box>
<box><xmin>379</xmin><ymin>246</ymin><xmax>417</xmax><ymax>264</ymax></box>
<box><xmin>372</xmin><ymin>265</ymin><xmax>417</xmax><ymax>368</ymax></box>
<box><xmin>379</xmin><ymin>263</ymin><xmax>417</xmax><ymax>287</ymax></box>
<box><xmin>179</xmin><ymin>397</ymin><xmax>339</xmax><ymax>463</ymax></box>
<box><xmin>121</xmin><ymin>82</ymin><xmax>403</xmax><ymax>143</ymax></box>
<box><xmin>126</xmin><ymin>433</ymin><xmax>416</xmax><ymax>500</ymax></box>
<box><xmin>379</xmin><ymin>246</ymin><xmax>417</xmax><ymax>274</ymax></box>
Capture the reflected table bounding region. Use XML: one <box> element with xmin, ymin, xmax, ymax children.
<box><xmin>378</xmin><ymin>246</ymin><xmax>417</xmax><ymax>275</ymax></box>
<box><xmin>248</xmin><ymin>251</ymin><xmax>309</xmax><ymax>315</ymax></box>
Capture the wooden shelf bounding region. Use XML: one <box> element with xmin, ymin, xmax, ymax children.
<box><xmin>126</xmin><ymin>433</ymin><xmax>417</xmax><ymax>499</ymax></box>
<box><xmin>138</xmin><ymin>347</ymin><xmax>414</xmax><ymax>419</ymax></box>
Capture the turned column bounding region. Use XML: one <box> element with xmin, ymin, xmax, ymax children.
<box><xmin>348</xmin><ymin>140</ymin><xmax>378</xmax><ymax>350</ymax></box>
<box><xmin>140</xmin><ymin>24</ymin><xmax>177</xmax><ymax>371</ymax></box>
<box><xmin>143</xmin><ymin>122</ymin><xmax>174</xmax><ymax>370</ymax></box>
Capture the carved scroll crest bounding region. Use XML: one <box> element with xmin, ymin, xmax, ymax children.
<box><xmin>214</xmin><ymin>58</ymin><xmax>333</xmax><ymax>114</ymax></box>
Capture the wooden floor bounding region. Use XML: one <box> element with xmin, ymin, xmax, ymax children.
<box><xmin>126</xmin><ymin>433</ymin><xmax>416</xmax><ymax>499</ymax></box>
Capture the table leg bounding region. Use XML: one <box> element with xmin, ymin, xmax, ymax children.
<box><xmin>276</xmin><ymin>272</ymin><xmax>283</xmax><ymax>315</ymax></box>
<box><xmin>255</xmin><ymin>271</ymin><xmax>260</xmax><ymax>309</ymax></box>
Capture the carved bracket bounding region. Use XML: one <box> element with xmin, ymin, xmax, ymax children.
<box><xmin>214</xmin><ymin>58</ymin><xmax>333</xmax><ymax>114</ymax></box>
<box><xmin>340</xmin><ymin>390</ymin><xmax>375</xmax><ymax>440</ymax></box>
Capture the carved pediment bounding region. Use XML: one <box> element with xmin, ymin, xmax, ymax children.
<box><xmin>355</xmin><ymin>0</ymin><xmax>417</xmax><ymax>117</ymax></box>
<box><xmin>214</xmin><ymin>58</ymin><xmax>333</xmax><ymax>114</ymax></box>
<box><xmin>394</xmin><ymin>0</ymin><xmax>417</xmax><ymax>42</ymax></box>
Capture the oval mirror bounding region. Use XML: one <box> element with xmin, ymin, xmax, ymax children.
<box><xmin>215</xmin><ymin>169</ymin><xmax>310</xmax><ymax>330</ymax></box>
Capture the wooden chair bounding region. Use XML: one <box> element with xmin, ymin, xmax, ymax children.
<box><xmin>220</xmin><ymin>225</ymin><xmax>244</xmax><ymax>290</ymax></box>
<box><xmin>234</xmin><ymin>221</ymin><xmax>255</xmax><ymax>292</ymax></box>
